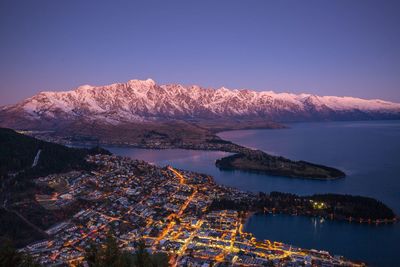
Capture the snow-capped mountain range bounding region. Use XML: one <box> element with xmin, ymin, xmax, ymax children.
<box><xmin>1</xmin><ymin>78</ymin><xmax>400</xmax><ymax>129</ymax></box>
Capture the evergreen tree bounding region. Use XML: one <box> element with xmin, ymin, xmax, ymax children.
<box><xmin>0</xmin><ymin>240</ymin><xmax>41</xmax><ymax>267</ymax></box>
<box><xmin>132</xmin><ymin>239</ymin><xmax>151</xmax><ymax>267</ymax></box>
<box><xmin>84</xmin><ymin>234</ymin><xmax>169</xmax><ymax>267</ymax></box>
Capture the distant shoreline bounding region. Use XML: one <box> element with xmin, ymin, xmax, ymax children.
<box><xmin>22</xmin><ymin>120</ymin><xmax>400</xmax><ymax>180</ymax></box>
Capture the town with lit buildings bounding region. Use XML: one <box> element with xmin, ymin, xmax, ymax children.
<box><xmin>20</xmin><ymin>155</ymin><xmax>365</xmax><ymax>267</ymax></box>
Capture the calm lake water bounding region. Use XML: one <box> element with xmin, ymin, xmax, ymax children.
<box><xmin>107</xmin><ymin>120</ymin><xmax>400</xmax><ymax>267</ymax></box>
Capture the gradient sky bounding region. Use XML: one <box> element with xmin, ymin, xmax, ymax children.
<box><xmin>0</xmin><ymin>0</ymin><xmax>399</xmax><ymax>105</ymax></box>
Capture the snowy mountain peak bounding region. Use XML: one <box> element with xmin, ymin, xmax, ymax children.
<box><xmin>76</xmin><ymin>84</ymin><xmax>93</xmax><ymax>91</ymax></box>
<box><xmin>1</xmin><ymin>78</ymin><xmax>400</xmax><ymax>129</ymax></box>
<box><xmin>127</xmin><ymin>78</ymin><xmax>156</xmax><ymax>88</ymax></box>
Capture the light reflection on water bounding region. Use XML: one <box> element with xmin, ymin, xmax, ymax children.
<box><xmin>244</xmin><ymin>213</ymin><xmax>398</xmax><ymax>267</ymax></box>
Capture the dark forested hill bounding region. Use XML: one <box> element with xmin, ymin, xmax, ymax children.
<box><xmin>0</xmin><ymin>128</ymin><xmax>110</xmax><ymax>247</ymax></box>
<box><xmin>0</xmin><ymin>127</ymin><xmax>109</xmax><ymax>179</ymax></box>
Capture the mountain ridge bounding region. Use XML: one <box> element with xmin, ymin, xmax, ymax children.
<box><xmin>1</xmin><ymin>78</ymin><xmax>400</xmax><ymax>130</ymax></box>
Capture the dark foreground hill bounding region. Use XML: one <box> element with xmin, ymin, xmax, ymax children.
<box><xmin>0</xmin><ymin>127</ymin><xmax>109</xmax><ymax>180</ymax></box>
<box><xmin>0</xmin><ymin>128</ymin><xmax>110</xmax><ymax>246</ymax></box>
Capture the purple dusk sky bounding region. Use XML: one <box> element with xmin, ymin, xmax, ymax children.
<box><xmin>0</xmin><ymin>0</ymin><xmax>399</xmax><ymax>106</ymax></box>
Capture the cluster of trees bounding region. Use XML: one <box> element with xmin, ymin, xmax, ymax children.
<box><xmin>309</xmin><ymin>193</ymin><xmax>395</xmax><ymax>220</ymax></box>
<box><xmin>210</xmin><ymin>191</ymin><xmax>396</xmax><ymax>221</ymax></box>
<box><xmin>0</xmin><ymin>234</ymin><xmax>169</xmax><ymax>267</ymax></box>
<box><xmin>209</xmin><ymin>197</ymin><xmax>254</xmax><ymax>211</ymax></box>
<box><xmin>206</xmin><ymin>138</ymin><xmax>235</xmax><ymax>145</ymax></box>
<box><xmin>215</xmin><ymin>149</ymin><xmax>346</xmax><ymax>179</ymax></box>
<box><xmin>84</xmin><ymin>234</ymin><xmax>168</xmax><ymax>267</ymax></box>
<box><xmin>0</xmin><ymin>209</ymin><xmax>45</xmax><ymax>248</ymax></box>
<box><xmin>0</xmin><ymin>240</ymin><xmax>41</xmax><ymax>267</ymax></box>
<box><xmin>0</xmin><ymin>128</ymin><xmax>110</xmax><ymax>182</ymax></box>
<box><xmin>269</xmin><ymin>192</ymin><xmax>395</xmax><ymax>219</ymax></box>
